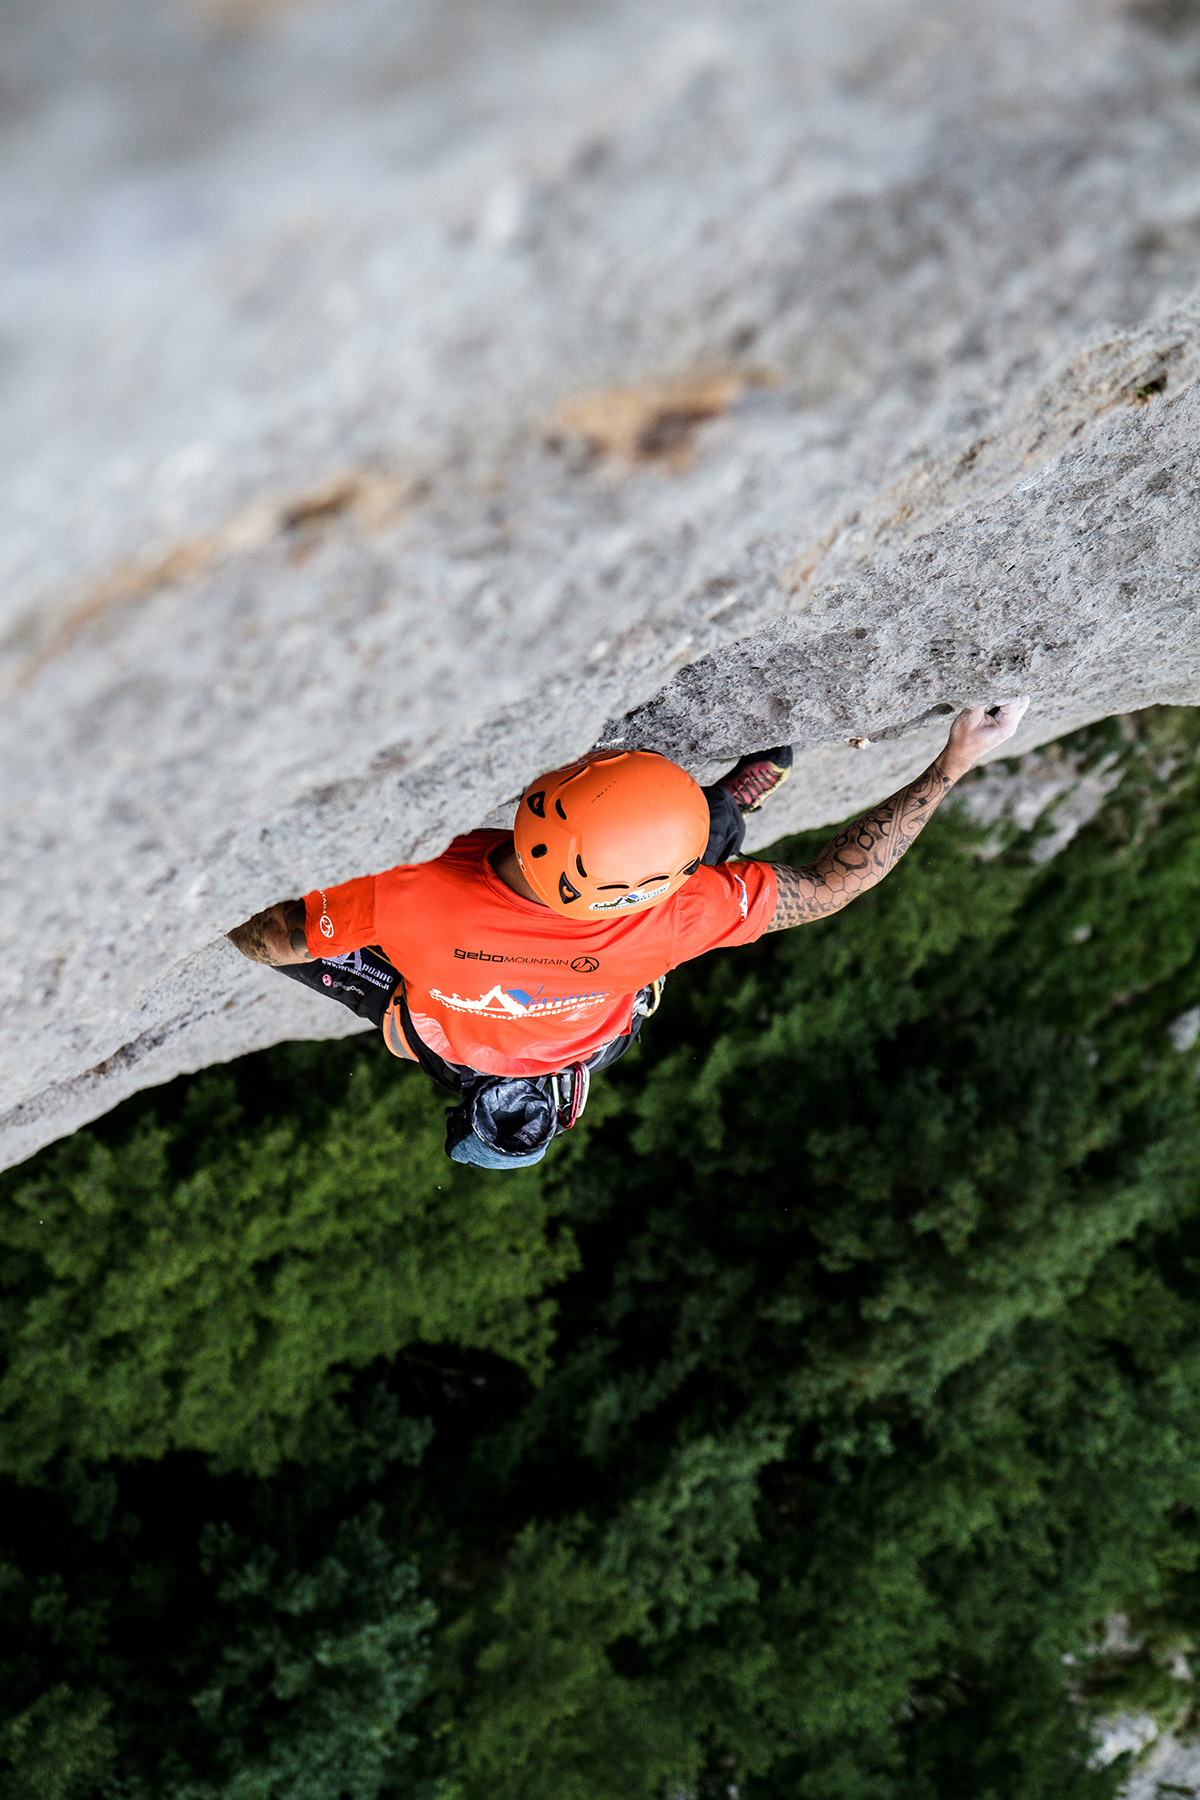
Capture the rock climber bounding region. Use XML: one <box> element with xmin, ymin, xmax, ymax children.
<box><xmin>228</xmin><ymin>697</ymin><xmax>1029</xmax><ymax>1168</ymax></box>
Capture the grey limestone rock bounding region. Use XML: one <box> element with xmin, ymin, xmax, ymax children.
<box><xmin>4</xmin><ymin>0</ymin><xmax>1200</xmax><ymax>1167</ymax></box>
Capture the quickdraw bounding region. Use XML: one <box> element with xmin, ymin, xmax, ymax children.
<box><xmin>553</xmin><ymin>1062</ymin><xmax>590</xmax><ymax>1131</ymax></box>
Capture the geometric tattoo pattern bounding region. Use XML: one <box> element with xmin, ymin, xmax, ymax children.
<box><xmin>765</xmin><ymin>758</ymin><xmax>954</xmax><ymax>931</ymax></box>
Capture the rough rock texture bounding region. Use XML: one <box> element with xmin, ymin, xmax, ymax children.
<box><xmin>4</xmin><ymin>0</ymin><xmax>1200</xmax><ymax>1168</ymax></box>
<box><xmin>1112</xmin><ymin>1725</ymin><xmax>1200</xmax><ymax>1799</ymax></box>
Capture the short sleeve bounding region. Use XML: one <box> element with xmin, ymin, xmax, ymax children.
<box><xmin>668</xmin><ymin>861</ymin><xmax>778</xmax><ymax>967</ymax></box>
<box><xmin>302</xmin><ymin>876</ymin><xmax>377</xmax><ymax>957</ymax></box>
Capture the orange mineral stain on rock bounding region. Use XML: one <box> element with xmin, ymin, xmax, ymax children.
<box><xmin>12</xmin><ymin>468</ymin><xmax>421</xmax><ymax>687</ymax></box>
<box><xmin>550</xmin><ymin>369</ymin><xmax>773</xmax><ymax>470</ymax></box>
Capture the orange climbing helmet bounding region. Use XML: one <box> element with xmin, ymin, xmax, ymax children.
<box><xmin>514</xmin><ymin>750</ymin><xmax>709</xmax><ymax>919</ymax></box>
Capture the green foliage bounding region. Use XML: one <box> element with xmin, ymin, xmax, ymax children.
<box><xmin>157</xmin><ymin>1504</ymin><xmax>432</xmax><ymax>1800</ymax></box>
<box><xmin>598</xmin><ymin>1424</ymin><xmax>787</xmax><ymax>1641</ymax></box>
<box><xmin>0</xmin><ymin>1391</ymin><xmax>436</xmax><ymax>1800</ymax></box>
<box><xmin>0</xmin><ymin>1048</ymin><xmax>577</xmax><ymax>1478</ymax></box>
<box><xmin>434</xmin><ymin>1524</ymin><xmax>689</xmax><ymax>1800</ymax></box>
<box><xmin>0</xmin><ymin>1684</ymin><xmax>114</xmax><ymax>1800</ymax></box>
<box><xmin>7</xmin><ymin>706</ymin><xmax>1200</xmax><ymax>1798</ymax></box>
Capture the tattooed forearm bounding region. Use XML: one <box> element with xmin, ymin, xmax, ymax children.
<box><xmin>765</xmin><ymin>757</ymin><xmax>954</xmax><ymax>931</ymax></box>
<box><xmin>227</xmin><ymin>898</ymin><xmax>312</xmax><ymax>964</ymax></box>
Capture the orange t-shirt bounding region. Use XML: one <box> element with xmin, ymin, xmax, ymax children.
<box><xmin>304</xmin><ymin>830</ymin><xmax>777</xmax><ymax>1077</ymax></box>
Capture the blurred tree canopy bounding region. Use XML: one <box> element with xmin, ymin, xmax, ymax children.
<box><xmin>5</xmin><ymin>707</ymin><xmax>1200</xmax><ymax>1800</ymax></box>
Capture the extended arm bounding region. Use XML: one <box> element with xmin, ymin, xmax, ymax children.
<box><xmin>765</xmin><ymin>696</ymin><xmax>1030</xmax><ymax>931</ymax></box>
<box><xmin>227</xmin><ymin>898</ymin><xmax>313</xmax><ymax>965</ymax></box>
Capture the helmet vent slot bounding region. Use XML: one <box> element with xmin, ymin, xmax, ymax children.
<box><xmin>555</xmin><ymin>798</ymin><xmax>568</xmax><ymax>821</ymax></box>
<box><xmin>575</xmin><ymin>855</ymin><xmax>588</xmax><ymax>878</ymax></box>
<box><xmin>531</xmin><ymin>843</ymin><xmax>548</xmax><ymax>858</ymax></box>
<box><xmin>526</xmin><ymin>791</ymin><xmax>546</xmax><ymax>818</ymax></box>
<box><xmin>558</xmin><ymin>872</ymin><xmax>581</xmax><ymax>904</ymax></box>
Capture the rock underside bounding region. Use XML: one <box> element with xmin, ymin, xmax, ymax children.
<box><xmin>3</xmin><ymin>0</ymin><xmax>1200</xmax><ymax>1169</ymax></box>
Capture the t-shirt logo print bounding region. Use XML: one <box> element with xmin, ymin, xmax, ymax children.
<box><xmin>571</xmin><ymin>956</ymin><xmax>600</xmax><ymax>973</ymax></box>
<box><xmin>429</xmin><ymin>982</ymin><xmax>609</xmax><ymax>1019</ymax></box>
<box><xmin>430</xmin><ymin>984</ymin><xmax>528</xmax><ymax>1017</ymax></box>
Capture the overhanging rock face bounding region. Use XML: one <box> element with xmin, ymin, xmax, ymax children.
<box><xmin>3</xmin><ymin>0</ymin><xmax>1200</xmax><ymax>1169</ymax></box>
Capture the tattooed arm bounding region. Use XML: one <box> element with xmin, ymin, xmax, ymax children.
<box><xmin>765</xmin><ymin>696</ymin><xmax>1030</xmax><ymax>931</ymax></box>
<box><xmin>227</xmin><ymin>898</ymin><xmax>313</xmax><ymax>965</ymax></box>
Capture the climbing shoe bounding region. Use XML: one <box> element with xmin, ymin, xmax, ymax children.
<box><xmin>715</xmin><ymin>745</ymin><xmax>794</xmax><ymax>815</ymax></box>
